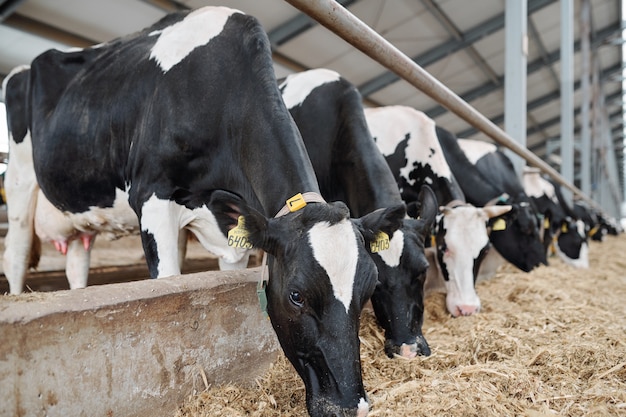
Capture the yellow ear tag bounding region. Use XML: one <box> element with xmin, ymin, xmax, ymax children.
<box><xmin>430</xmin><ymin>234</ymin><xmax>437</xmax><ymax>248</ymax></box>
<box><xmin>227</xmin><ymin>216</ymin><xmax>254</xmax><ymax>249</ymax></box>
<box><xmin>370</xmin><ymin>231</ymin><xmax>390</xmax><ymax>253</ymax></box>
<box><xmin>544</xmin><ymin>218</ymin><xmax>550</xmax><ymax>229</ymax></box>
<box><xmin>492</xmin><ymin>218</ymin><xmax>506</xmax><ymax>231</ymax></box>
<box><xmin>287</xmin><ymin>193</ymin><xmax>307</xmax><ymax>212</ymax></box>
<box><xmin>561</xmin><ymin>223</ymin><xmax>568</xmax><ymax>233</ymax></box>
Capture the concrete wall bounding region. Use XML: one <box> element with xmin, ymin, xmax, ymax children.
<box><xmin>0</xmin><ymin>267</ymin><xmax>280</xmax><ymax>417</ymax></box>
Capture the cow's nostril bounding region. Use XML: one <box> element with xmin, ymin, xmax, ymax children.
<box><xmin>456</xmin><ymin>305</ymin><xmax>479</xmax><ymax>316</ymax></box>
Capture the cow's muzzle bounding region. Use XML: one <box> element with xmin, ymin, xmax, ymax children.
<box><xmin>308</xmin><ymin>396</ymin><xmax>369</xmax><ymax>417</ymax></box>
<box><xmin>385</xmin><ymin>335</ymin><xmax>431</xmax><ymax>359</ymax></box>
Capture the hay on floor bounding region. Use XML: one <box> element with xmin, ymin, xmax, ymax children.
<box><xmin>176</xmin><ymin>234</ymin><xmax>626</xmax><ymax>417</ymax></box>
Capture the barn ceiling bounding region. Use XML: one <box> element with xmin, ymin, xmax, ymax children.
<box><xmin>0</xmin><ymin>0</ymin><xmax>624</xmax><ymax>205</ymax></box>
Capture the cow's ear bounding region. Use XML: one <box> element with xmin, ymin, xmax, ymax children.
<box><xmin>417</xmin><ymin>185</ymin><xmax>437</xmax><ymax>227</ymax></box>
<box><xmin>207</xmin><ymin>190</ymin><xmax>246</xmax><ymax>233</ymax></box>
<box><xmin>207</xmin><ymin>190</ymin><xmax>282</xmax><ymax>254</ymax></box>
<box><xmin>407</xmin><ymin>185</ymin><xmax>438</xmax><ymax>229</ymax></box>
<box><xmin>482</xmin><ymin>204</ymin><xmax>512</xmax><ymax>219</ymax></box>
<box><xmin>355</xmin><ymin>204</ymin><xmax>406</xmax><ymax>243</ymax></box>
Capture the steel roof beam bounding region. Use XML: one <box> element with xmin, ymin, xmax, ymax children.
<box><xmin>454</xmin><ymin>61</ymin><xmax>622</xmax><ymax>138</ymax></box>
<box><xmin>0</xmin><ymin>0</ymin><xmax>27</xmax><ymax>22</ymax></box>
<box><xmin>3</xmin><ymin>13</ymin><xmax>97</xmax><ymax>47</ymax></box>
<box><xmin>420</xmin><ymin>0</ymin><xmax>500</xmax><ymax>86</ymax></box>
<box><xmin>357</xmin><ymin>0</ymin><xmax>556</xmax><ymax>97</ymax></box>
<box><xmin>528</xmin><ymin>105</ymin><xmax>623</xmax><ymax>153</ymax></box>
<box><xmin>268</xmin><ymin>0</ymin><xmax>357</xmax><ymax>47</ymax></box>
<box><xmin>425</xmin><ymin>21</ymin><xmax>622</xmax><ymax>120</ymax></box>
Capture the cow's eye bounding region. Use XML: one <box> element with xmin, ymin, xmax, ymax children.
<box><xmin>289</xmin><ymin>291</ymin><xmax>304</xmax><ymax>307</ymax></box>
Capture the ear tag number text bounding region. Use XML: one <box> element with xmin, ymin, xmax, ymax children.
<box><xmin>370</xmin><ymin>231</ymin><xmax>390</xmax><ymax>253</ymax></box>
<box><xmin>287</xmin><ymin>193</ymin><xmax>307</xmax><ymax>212</ymax></box>
<box><xmin>228</xmin><ymin>216</ymin><xmax>254</xmax><ymax>249</ymax></box>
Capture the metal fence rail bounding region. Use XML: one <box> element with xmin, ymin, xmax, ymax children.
<box><xmin>284</xmin><ymin>0</ymin><xmax>605</xmax><ymax>215</ymax></box>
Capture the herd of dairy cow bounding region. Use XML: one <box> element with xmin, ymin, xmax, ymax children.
<box><xmin>1</xmin><ymin>7</ymin><xmax>621</xmax><ymax>417</ymax></box>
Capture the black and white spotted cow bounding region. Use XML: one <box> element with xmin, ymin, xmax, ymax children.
<box><xmin>523</xmin><ymin>168</ymin><xmax>588</xmax><ymax>268</ymax></box>
<box><xmin>437</xmin><ymin>135</ymin><xmax>547</xmax><ymax>275</ymax></box>
<box><xmin>3</xmin><ymin>63</ymin><xmax>198</xmax><ymax>293</ymax></box>
<box><xmin>364</xmin><ymin>105</ymin><xmax>512</xmax><ymax>317</ymax></box>
<box><xmin>575</xmin><ymin>203</ymin><xmax>621</xmax><ymax>241</ymax></box>
<box><xmin>279</xmin><ymin>70</ymin><xmax>438</xmax><ymax>358</ymax></box>
<box><xmin>4</xmin><ymin>64</ymin><xmax>190</xmax><ymax>293</ymax></box>
<box><xmin>4</xmin><ymin>8</ymin><xmax>405</xmax><ymax>416</ymax></box>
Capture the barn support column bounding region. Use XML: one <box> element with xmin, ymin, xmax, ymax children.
<box><xmin>560</xmin><ymin>0</ymin><xmax>574</xmax><ymax>191</ymax></box>
<box><xmin>579</xmin><ymin>0</ymin><xmax>592</xmax><ymax>195</ymax></box>
<box><xmin>590</xmin><ymin>51</ymin><xmax>621</xmax><ymax>217</ymax></box>
<box><xmin>504</xmin><ymin>0</ymin><xmax>528</xmax><ymax>178</ymax></box>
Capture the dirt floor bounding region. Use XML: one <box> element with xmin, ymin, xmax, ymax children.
<box><xmin>175</xmin><ymin>234</ymin><xmax>626</xmax><ymax>417</ymax></box>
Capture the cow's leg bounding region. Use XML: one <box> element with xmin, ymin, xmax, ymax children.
<box><xmin>65</xmin><ymin>234</ymin><xmax>95</xmax><ymax>289</ymax></box>
<box><xmin>139</xmin><ymin>195</ymin><xmax>182</xmax><ymax>278</ymax></box>
<box><xmin>178</xmin><ymin>228</ymin><xmax>188</xmax><ymax>270</ymax></box>
<box><xmin>3</xmin><ymin>136</ymin><xmax>39</xmax><ymax>295</ymax></box>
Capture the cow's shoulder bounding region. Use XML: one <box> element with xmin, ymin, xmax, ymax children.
<box><xmin>457</xmin><ymin>138</ymin><xmax>497</xmax><ymax>165</ymax></box>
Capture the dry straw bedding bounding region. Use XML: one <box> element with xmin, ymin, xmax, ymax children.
<box><xmin>176</xmin><ymin>235</ymin><xmax>626</xmax><ymax>417</ymax></box>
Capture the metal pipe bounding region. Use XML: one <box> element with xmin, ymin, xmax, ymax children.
<box><xmin>283</xmin><ymin>0</ymin><xmax>602</xmax><ymax>212</ymax></box>
<box><xmin>560</xmin><ymin>0</ymin><xmax>574</xmax><ymax>187</ymax></box>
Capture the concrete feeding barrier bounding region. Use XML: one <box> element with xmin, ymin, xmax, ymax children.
<box><xmin>0</xmin><ymin>267</ymin><xmax>279</xmax><ymax>417</ymax></box>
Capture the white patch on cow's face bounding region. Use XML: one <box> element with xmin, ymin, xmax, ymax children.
<box><xmin>280</xmin><ymin>68</ymin><xmax>341</xmax><ymax>109</ymax></box>
<box><xmin>365</xmin><ymin>106</ymin><xmax>452</xmax><ymax>182</ymax></box>
<box><xmin>149</xmin><ymin>7</ymin><xmax>242</xmax><ymax>73</ymax></box>
<box><xmin>556</xmin><ymin>240</ymin><xmax>589</xmax><ymax>268</ymax></box>
<box><xmin>308</xmin><ymin>219</ymin><xmax>359</xmax><ymax>313</ymax></box>
<box><xmin>457</xmin><ymin>138</ymin><xmax>497</xmax><ymax>165</ymax></box>
<box><xmin>440</xmin><ymin>206</ymin><xmax>490</xmax><ymax>313</ymax></box>
<box><xmin>556</xmin><ymin>220</ymin><xmax>589</xmax><ymax>268</ymax></box>
<box><xmin>576</xmin><ymin>219</ymin><xmax>586</xmax><ymax>237</ymax></box>
<box><xmin>376</xmin><ymin>229</ymin><xmax>404</xmax><ymax>267</ymax></box>
<box><xmin>357</xmin><ymin>398</ymin><xmax>369</xmax><ymax>417</ymax></box>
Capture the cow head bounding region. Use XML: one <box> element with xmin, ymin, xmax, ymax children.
<box><xmin>554</xmin><ymin>217</ymin><xmax>589</xmax><ymax>268</ymax></box>
<box><xmin>433</xmin><ymin>203</ymin><xmax>512</xmax><ymax>317</ymax></box>
<box><xmin>368</xmin><ymin>185</ymin><xmax>437</xmax><ymax>359</ymax></box>
<box><xmin>487</xmin><ymin>195</ymin><xmax>547</xmax><ymax>272</ymax></box>
<box><xmin>209</xmin><ymin>190</ymin><xmax>405</xmax><ymax>417</ymax></box>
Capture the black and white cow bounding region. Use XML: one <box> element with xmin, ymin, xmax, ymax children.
<box><xmin>279</xmin><ymin>70</ymin><xmax>438</xmax><ymax>358</ymax></box>
<box><xmin>437</xmin><ymin>135</ymin><xmax>547</xmax><ymax>275</ymax></box>
<box><xmin>523</xmin><ymin>168</ymin><xmax>588</xmax><ymax>268</ymax></box>
<box><xmin>577</xmin><ymin>204</ymin><xmax>621</xmax><ymax>241</ymax></box>
<box><xmin>574</xmin><ymin>200</ymin><xmax>600</xmax><ymax>237</ymax></box>
<box><xmin>364</xmin><ymin>105</ymin><xmax>511</xmax><ymax>317</ymax></box>
<box><xmin>4</xmin><ymin>8</ymin><xmax>405</xmax><ymax>416</ymax></box>
<box><xmin>571</xmin><ymin>200</ymin><xmax>622</xmax><ymax>241</ymax></box>
<box><xmin>3</xmin><ymin>64</ymin><xmax>191</xmax><ymax>293</ymax></box>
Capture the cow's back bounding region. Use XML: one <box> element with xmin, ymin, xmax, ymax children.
<box><xmin>29</xmin><ymin>8</ymin><xmax>309</xmax><ymax>217</ymax></box>
<box><xmin>282</xmin><ymin>70</ymin><xmax>403</xmax><ymax>216</ymax></box>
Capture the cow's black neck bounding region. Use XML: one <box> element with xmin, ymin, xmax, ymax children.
<box><xmin>436</xmin><ymin>126</ymin><xmax>503</xmax><ymax>206</ymax></box>
<box><xmin>291</xmin><ymin>79</ymin><xmax>403</xmax><ymax>217</ymax></box>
